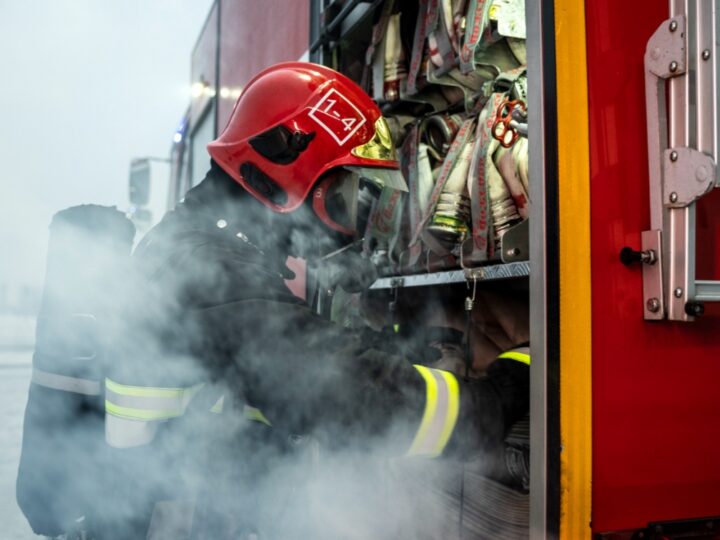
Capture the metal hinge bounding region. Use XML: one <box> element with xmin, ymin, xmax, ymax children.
<box><xmin>641</xmin><ymin>9</ymin><xmax>720</xmax><ymax>321</ymax></box>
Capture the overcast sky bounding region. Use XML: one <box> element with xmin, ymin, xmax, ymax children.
<box><xmin>0</xmin><ymin>0</ymin><xmax>214</xmax><ymax>289</ymax></box>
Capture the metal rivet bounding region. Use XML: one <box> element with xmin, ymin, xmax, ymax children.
<box><xmin>506</xmin><ymin>247</ymin><xmax>520</xmax><ymax>257</ymax></box>
<box><xmin>646</xmin><ymin>298</ymin><xmax>661</xmax><ymax>313</ymax></box>
<box><xmin>670</xmin><ymin>150</ymin><xmax>678</xmax><ymax>162</ymax></box>
<box><xmin>216</xmin><ymin>219</ymin><xmax>228</xmax><ymax>229</ymax></box>
<box><xmin>674</xmin><ymin>287</ymin><xmax>683</xmax><ymax>298</ymax></box>
<box><xmin>702</xmin><ymin>49</ymin><xmax>711</xmax><ymax>61</ymax></box>
<box><xmin>696</xmin><ymin>165</ymin><xmax>709</xmax><ymax>182</ymax></box>
<box><xmin>669</xmin><ymin>192</ymin><xmax>678</xmax><ymax>203</ymax></box>
<box><xmin>669</xmin><ymin>61</ymin><xmax>678</xmax><ymax>72</ymax></box>
<box><xmin>669</xmin><ymin>20</ymin><xmax>678</xmax><ymax>32</ymax></box>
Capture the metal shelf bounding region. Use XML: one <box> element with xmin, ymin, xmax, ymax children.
<box><xmin>369</xmin><ymin>261</ymin><xmax>530</xmax><ymax>289</ymax></box>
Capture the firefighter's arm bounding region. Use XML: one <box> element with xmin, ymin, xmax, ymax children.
<box><xmin>195</xmin><ymin>300</ymin><xmax>529</xmax><ymax>458</ymax></box>
<box><xmin>406</xmin><ymin>347</ymin><xmax>529</xmax><ymax>459</ymax></box>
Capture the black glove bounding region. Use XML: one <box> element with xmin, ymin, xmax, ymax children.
<box><xmin>359</xmin><ymin>328</ymin><xmax>442</xmax><ymax>365</ymax></box>
<box><xmin>485</xmin><ymin>357</ymin><xmax>530</xmax><ymax>432</ymax></box>
<box><xmin>504</xmin><ymin>415</ymin><xmax>530</xmax><ymax>492</ymax></box>
<box><xmin>448</xmin><ymin>357</ymin><xmax>529</xmax><ymax>461</ymax></box>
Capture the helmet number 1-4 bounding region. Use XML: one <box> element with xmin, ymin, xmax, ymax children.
<box><xmin>309</xmin><ymin>89</ymin><xmax>367</xmax><ymax>146</ymax></box>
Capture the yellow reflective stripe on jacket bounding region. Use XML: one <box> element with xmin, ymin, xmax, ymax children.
<box><xmin>406</xmin><ymin>365</ymin><xmax>460</xmax><ymax>458</ymax></box>
<box><xmin>497</xmin><ymin>346</ymin><xmax>531</xmax><ymax>365</ymax></box>
<box><xmin>104</xmin><ymin>378</ymin><xmax>203</xmax><ymax>421</ymax></box>
<box><xmin>244</xmin><ymin>405</ymin><xmax>272</xmax><ymax>426</ymax></box>
<box><xmin>105</xmin><ymin>401</ymin><xmax>185</xmax><ymax>421</ymax></box>
<box><xmin>210</xmin><ymin>396</ymin><xmax>225</xmax><ymax>414</ymax></box>
<box><xmin>208</xmin><ymin>396</ymin><xmax>271</xmax><ymax>427</ymax></box>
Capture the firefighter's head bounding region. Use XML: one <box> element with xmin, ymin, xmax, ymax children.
<box><xmin>207</xmin><ymin>62</ymin><xmax>406</xmax><ymax>246</ymax></box>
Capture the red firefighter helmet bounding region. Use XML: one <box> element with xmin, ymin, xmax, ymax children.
<box><xmin>207</xmin><ymin>62</ymin><xmax>405</xmax><ymax>233</ymax></box>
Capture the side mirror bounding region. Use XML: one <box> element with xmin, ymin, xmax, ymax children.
<box><xmin>129</xmin><ymin>159</ymin><xmax>151</xmax><ymax>206</ymax></box>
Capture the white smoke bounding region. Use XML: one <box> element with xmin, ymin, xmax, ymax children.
<box><xmin>2</xmin><ymin>3</ymin><xmax>530</xmax><ymax>538</ymax></box>
<box><xmin>12</xmin><ymin>190</ymin><xmax>529</xmax><ymax>540</ymax></box>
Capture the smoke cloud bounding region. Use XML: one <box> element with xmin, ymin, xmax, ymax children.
<box><xmin>3</xmin><ymin>4</ymin><xmax>529</xmax><ymax>538</ymax></box>
<box><xmin>15</xmin><ymin>180</ymin><xmax>528</xmax><ymax>539</ymax></box>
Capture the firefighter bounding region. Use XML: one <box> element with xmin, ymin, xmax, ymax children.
<box><xmin>103</xmin><ymin>62</ymin><xmax>529</xmax><ymax>537</ymax></box>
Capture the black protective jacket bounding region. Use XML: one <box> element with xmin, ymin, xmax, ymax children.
<box><xmin>105</xmin><ymin>165</ymin><xmax>529</xmax><ymax>536</ymax></box>
<box><xmin>121</xmin><ymin>168</ymin><xmax>424</xmax><ymax>443</ymax></box>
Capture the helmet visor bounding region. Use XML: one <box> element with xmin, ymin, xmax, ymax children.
<box><xmin>315</xmin><ymin>166</ymin><xmax>407</xmax><ymax>236</ymax></box>
<box><xmin>322</xmin><ymin>172</ymin><xmax>360</xmax><ymax>233</ymax></box>
<box><xmin>351</xmin><ymin>117</ymin><xmax>398</xmax><ymax>162</ymax></box>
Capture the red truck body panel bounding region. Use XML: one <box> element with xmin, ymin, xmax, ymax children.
<box><xmin>190</xmin><ymin>4</ymin><xmax>219</xmax><ymax>129</ymax></box>
<box><xmin>586</xmin><ymin>0</ymin><xmax>720</xmax><ymax>531</ymax></box>
<box><xmin>217</xmin><ymin>0</ymin><xmax>310</xmax><ymax>130</ymax></box>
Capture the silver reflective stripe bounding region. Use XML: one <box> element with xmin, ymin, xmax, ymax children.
<box><xmin>406</xmin><ymin>365</ymin><xmax>460</xmax><ymax>458</ymax></box>
<box><xmin>105</xmin><ymin>414</ymin><xmax>159</xmax><ymax>449</ymax></box>
<box><xmin>31</xmin><ymin>367</ymin><xmax>101</xmax><ymax>396</ymax></box>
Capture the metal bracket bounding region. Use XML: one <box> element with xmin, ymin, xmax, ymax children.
<box><xmin>662</xmin><ymin>148</ymin><xmax>716</xmax><ymax>208</ymax></box>
<box><xmin>389</xmin><ymin>277</ymin><xmax>405</xmax><ymax>289</ymax></box>
<box><xmin>500</xmin><ymin>219</ymin><xmax>529</xmax><ymax>263</ymax></box>
<box><xmin>645</xmin><ymin>16</ymin><xmax>687</xmax><ymax>231</ymax></box>
<box><xmin>641</xmin><ymin>12</ymin><xmax>720</xmax><ymax>321</ymax></box>
<box><xmin>641</xmin><ymin>230</ymin><xmax>664</xmax><ymax>320</ymax></box>
<box><xmin>645</xmin><ymin>16</ymin><xmax>686</xmax><ymax>79</ymax></box>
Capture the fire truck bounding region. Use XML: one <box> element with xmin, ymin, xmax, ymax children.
<box><xmin>133</xmin><ymin>0</ymin><xmax>720</xmax><ymax>537</ymax></box>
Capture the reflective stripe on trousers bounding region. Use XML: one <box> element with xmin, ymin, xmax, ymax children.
<box><xmin>497</xmin><ymin>346</ymin><xmax>531</xmax><ymax>365</ymax></box>
<box><xmin>31</xmin><ymin>367</ymin><xmax>101</xmax><ymax>396</ymax></box>
<box><xmin>105</xmin><ymin>378</ymin><xmax>203</xmax><ymax>448</ymax></box>
<box><xmin>406</xmin><ymin>365</ymin><xmax>460</xmax><ymax>458</ymax></box>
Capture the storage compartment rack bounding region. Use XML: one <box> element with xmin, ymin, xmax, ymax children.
<box><xmin>312</xmin><ymin>0</ymin><xmax>531</xmax><ymax>286</ymax></box>
<box><xmin>370</xmin><ymin>261</ymin><xmax>530</xmax><ymax>289</ymax></box>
